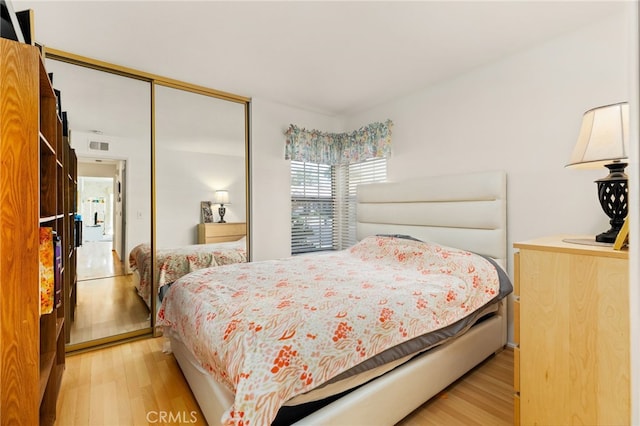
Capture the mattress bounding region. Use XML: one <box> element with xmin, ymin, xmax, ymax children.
<box><xmin>166</xmin><ymin>298</ymin><xmax>501</xmax><ymax>412</ymax></box>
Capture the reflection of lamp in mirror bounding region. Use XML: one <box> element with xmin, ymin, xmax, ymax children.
<box><xmin>213</xmin><ymin>190</ymin><xmax>230</xmax><ymax>223</ymax></box>
<box><xmin>566</xmin><ymin>102</ymin><xmax>629</xmax><ymax>243</ymax></box>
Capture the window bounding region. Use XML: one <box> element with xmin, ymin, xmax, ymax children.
<box><xmin>335</xmin><ymin>158</ymin><xmax>387</xmax><ymax>249</ymax></box>
<box><xmin>291</xmin><ymin>158</ymin><xmax>387</xmax><ymax>254</ymax></box>
<box><xmin>291</xmin><ymin>161</ymin><xmax>335</xmax><ymax>254</ymax></box>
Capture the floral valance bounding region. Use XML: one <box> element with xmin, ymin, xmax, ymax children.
<box><xmin>284</xmin><ymin>119</ymin><xmax>393</xmax><ymax>165</ymax></box>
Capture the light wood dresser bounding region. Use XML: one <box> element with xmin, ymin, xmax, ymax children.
<box><xmin>513</xmin><ymin>235</ymin><xmax>629</xmax><ymax>425</ymax></box>
<box><xmin>197</xmin><ymin>222</ymin><xmax>246</xmax><ymax>244</ymax></box>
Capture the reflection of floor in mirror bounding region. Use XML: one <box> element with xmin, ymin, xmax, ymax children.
<box><xmin>73</xmin><ymin>241</ymin><xmax>148</xmax><ymax>343</ymax></box>
<box><xmin>69</xmin><ymin>274</ymin><xmax>150</xmax><ymax>344</ymax></box>
<box><xmin>77</xmin><ymin>240</ymin><xmax>123</xmax><ymax>280</ymax></box>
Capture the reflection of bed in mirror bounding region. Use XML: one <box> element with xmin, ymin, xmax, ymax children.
<box><xmin>129</xmin><ymin>237</ymin><xmax>247</xmax><ymax>309</ymax></box>
<box><xmin>158</xmin><ymin>171</ymin><xmax>510</xmax><ymax>425</ymax></box>
<box><xmin>153</xmin><ymin>83</ymin><xmax>249</xmax><ymax>334</ymax></box>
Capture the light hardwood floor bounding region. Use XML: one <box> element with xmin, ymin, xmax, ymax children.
<box><xmin>56</xmin><ymin>337</ymin><xmax>202</xmax><ymax>426</ymax></box>
<box><xmin>55</xmin><ymin>338</ymin><xmax>513</xmax><ymax>425</ymax></box>
<box><xmin>398</xmin><ymin>348</ymin><xmax>513</xmax><ymax>425</ymax></box>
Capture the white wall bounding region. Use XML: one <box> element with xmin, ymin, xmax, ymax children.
<box><xmin>250</xmin><ymin>98</ymin><xmax>343</xmax><ymax>261</ymax></box>
<box><xmin>627</xmin><ymin>3</ymin><xmax>639</xmax><ymax>423</ymax></box>
<box><xmin>155</xmin><ymin>150</ymin><xmax>246</xmax><ymax>248</ymax></box>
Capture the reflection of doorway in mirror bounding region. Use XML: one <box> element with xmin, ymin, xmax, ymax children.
<box><xmin>71</xmin><ymin>159</ymin><xmax>148</xmax><ymax>345</ymax></box>
<box><xmin>82</xmin><ymin>196</ymin><xmax>108</xmax><ymax>240</ymax></box>
<box><xmin>77</xmin><ymin>174</ymin><xmax>117</xmax><ymax>280</ymax></box>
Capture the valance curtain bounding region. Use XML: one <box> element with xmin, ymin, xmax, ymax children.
<box><xmin>285</xmin><ymin>119</ymin><xmax>393</xmax><ymax>165</ymax></box>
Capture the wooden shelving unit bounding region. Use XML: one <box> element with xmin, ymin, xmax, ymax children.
<box><xmin>0</xmin><ymin>36</ymin><xmax>77</xmax><ymax>425</ymax></box>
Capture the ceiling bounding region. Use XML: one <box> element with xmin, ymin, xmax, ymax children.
<box><xmin>14</xmin><ymin>1</ymin><xmax>627</xmax><ymax>117</ymax></box>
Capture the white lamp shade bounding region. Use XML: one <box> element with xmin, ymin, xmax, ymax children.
<box><xmin>213</xmin><ymin>190</ymin><xmax>229</xmax><ymax>205</ymax></box>
<box><xmin>567</xmin><ymin>102</ymin><xmax>629</xmax><ymax>169</ymax></box>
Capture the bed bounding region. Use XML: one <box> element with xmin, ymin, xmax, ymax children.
<box><xmin>158</xmin><ymin>170</ymin><xmax>509</xmax><ymax>425</ymax></box>
<box><xmin>128</xmin><ymin>237</ymin><xmax>247</xmax><ymax>308</ymax></box>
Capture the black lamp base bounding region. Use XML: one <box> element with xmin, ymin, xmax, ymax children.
<box><xmin>218</xmin><ymin>205</ymin><xmax>226</xmax><ymax>223</ymax></box>
<box><xmin>595</xmin><ymin>227</ymin><xmax>621</xmax><ymax>244</ymax></box>
<box><xmin>594</xmin><ymin>161</ymin><xmax>628</xmax><ymax>244</ymax></box>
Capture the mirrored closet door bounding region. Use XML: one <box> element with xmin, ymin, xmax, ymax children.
<box><xmin>46</xmin><ymin>49</ymin><xmax>251</xmax><ymax>351</ymax></box>
<box><xmin>152</xmin><ymin>83</ymin><xmax>250</xmax><ymax>328</ymax></box>
<box><xmin>45</xmin><ymin>56</ymin><xmax>153</xmax><ymax>350</ymax></box>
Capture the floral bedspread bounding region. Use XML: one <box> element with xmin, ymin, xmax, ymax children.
<box><xmin>157</xmin><ymin>236</ymin><xmax>500</xmax><ymax>425</ymax></box>
<box><xmin>128</xmin><ymin>238</ymin><xmax>246</xmax><ymax>307</ymax></box>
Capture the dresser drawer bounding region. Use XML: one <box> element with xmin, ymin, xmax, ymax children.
<box><xmin>198</xmin><ymin>222</ymin><xmax>246</xmax><ymax>244</ymax></box>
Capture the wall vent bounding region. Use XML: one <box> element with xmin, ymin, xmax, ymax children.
<box><xmin>89</xmin><ymin>141</ymin><xmax>109</xmax><ymax>151</ymax></box>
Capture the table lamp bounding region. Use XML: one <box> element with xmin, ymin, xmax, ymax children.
<box><xmin>566</xmin><ymin>102</ymin><xmax>629</xmax><ymax>243</ymax></box>
<box><xmin>213</xmin><ymin>190</ymin><xmax>230</xmax><ymax>223</ymax></box>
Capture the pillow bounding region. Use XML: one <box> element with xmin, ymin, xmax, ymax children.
<box><xmin>375</xmin><ymin>233</ymin><xmax>423</xmax><ymax>242</ymax></box>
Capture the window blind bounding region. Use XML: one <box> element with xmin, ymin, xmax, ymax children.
<box><xmin>290</xmin><ymin>161</ymin><xmax>335</xmax><ymax>254</ymax></box>
<box><xmin>290</xmin><ymin>158</ymin><xmax>386</xmax><ymax>254</ymax></box>
<box><xmin>335</xmin><ymin>158</ymin><xmax>387</xmax><ymax>249</ymax></box>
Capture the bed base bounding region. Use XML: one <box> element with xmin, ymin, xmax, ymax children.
<box><xmin>131</xmin><ymin>269</ymin><xmax>154</xmax><ymax>312</ymax></box>
<box><xmin>171</xmin><ymin>298</ymin><xmax>507</xmax><ymax>426</ymax></box>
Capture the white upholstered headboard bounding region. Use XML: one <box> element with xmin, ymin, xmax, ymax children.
<box><xmin>356</xmin><ymin>170</ymin><xmax>507</xmax><ymax>268</ymax></box>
